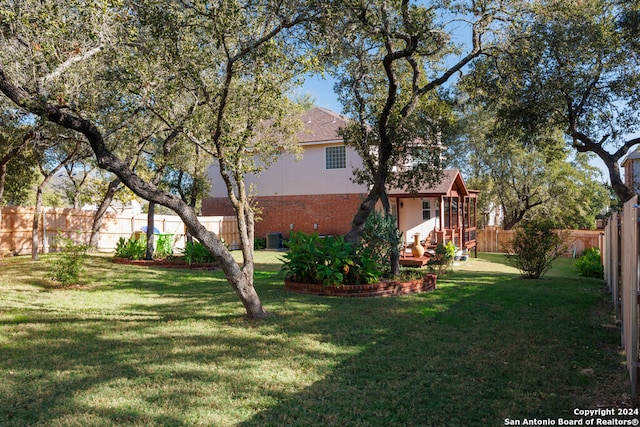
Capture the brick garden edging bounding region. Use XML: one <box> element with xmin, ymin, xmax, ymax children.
<box><xmin>112</xmin><ymin>257</ymin><xmax>219</xmax><ymax>270</ymax></box>
<box><xmin>284</xmin><ymin>274</ymin><xmax>437</xmax><ymax>298</ymax></box>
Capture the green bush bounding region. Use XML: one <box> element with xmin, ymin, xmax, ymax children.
<box><xmin>361</xmin><ymin>210</ymin><xmax>403</xmax><ymax>276</ymax></box>
<box><xmin>49</xmin><ymin>235</ymin><xmax>90</xmax><ymax>285</ymax></box>
<box><xmin>504</xmin><ymin>219</ymin><xmax>567</xmax><ymax>279</ymax></box>
<box><xmin>280</xmin><ymin>232</ymin><xmax>381</xmax><ymax>287</ymax></box>
<box><xmin>114</xmin><ymin>235</ymin><xmax>147</xmax><ymax>260</ymax></box>
<box><xmin>155</xmin><ymin>234</ymin><xmax>174</xmax><ymax>259</ymax></box>
<box><xmin>574</xmin><ymin>247</ymin><xmax>604</xmax><ymax>279</ymax></box>
<box><xmin>182</xmin><ymin>240</ymin><xmax>215</xmax><ymax>265</ymax></box>
<box><xmin>428</xmin><ymin>241</ymin><xmax>456</xmax><ymax>275</ymax></box>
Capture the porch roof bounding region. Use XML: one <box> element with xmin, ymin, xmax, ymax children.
<box><xmin>388</xmin><ymin>169</ymin><xmax>473</xmax><ymax>198</ymax></box>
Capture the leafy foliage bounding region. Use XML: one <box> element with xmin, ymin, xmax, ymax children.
<box><xmin>154</xmin><ymin>234</ymin><xmax>174</xmax><ymax>259</ymax></box>
<box><xmin>361</xmin><ymin>210</ymin><xmax>403</xmax><ymax>277</ymax></box>
<box><xmin>446</xmin><ymin>105</ymin><xmax>610</xmax><ymax>230</ymax></box>
<box><xmin>182</xmin><ymin>241</ymin><xmax>215</xmax><ymax>266</ymax></box>
<box><xmin>48</xmin><ymin>234</ymin><xmax>90</xmax><ymax>285</ymax></box>
<box><xmin>428</xmin><ymin>241</ymin><xmax>456</xmax><ymax>276</ymax></box>
<box><xmin>280</xmin><ymin>232</ymin><xmax>380</xmax><ymax>287</ymax></box>
<box><xmin>505</xmin><ymin>219</ymin><xmax>567</xmax><ymax>279</ymax></box>
<box><xmin>114</xmin><ymin>235</ymin><xmax>147</xmax><ymax>260</ymax></box>
<box><xmin>461</xmin><ymin>0</ymin><xmax>640</xmax><ymax>203</ymax></box>
<box><xmin>574</xmin><ymin>247</ymin><xmax>604</xmax><ymax>279</ymax></box>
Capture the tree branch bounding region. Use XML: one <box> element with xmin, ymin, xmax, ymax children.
<box><xmin>36</xmin><ymin>45</ymin><xmax>105</xmax><ymax>95</ymax></box>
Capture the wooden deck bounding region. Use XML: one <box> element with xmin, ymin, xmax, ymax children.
<box><xmin>399</xmin><ymin>247</ymin><xmax>432</xmax><ymax>267</ymax></box>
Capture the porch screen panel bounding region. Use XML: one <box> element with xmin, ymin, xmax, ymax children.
<box><xmin>451</xmin><ymin>197</ymin><xmax>459</xmax><ymax>228</ymax></box>
<box><xmin>443</xmin><ymin>197</ymin><xmax>450</xmax><ymax>228</ymax></box>
<box><xmin>463</xmin><ymin>197</ymin><xmax>470</xmax><ymax>228</ymax></box>
<box><xmin>471</xmin><ymin>198</ymin><xmax>476</xmax><ymax>228</ymax></box>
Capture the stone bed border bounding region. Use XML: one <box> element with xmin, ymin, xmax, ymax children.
<box><xmin>284</xmin><ymin>274</ymin><xmax>437</xmax><ymax>298</ymax></box>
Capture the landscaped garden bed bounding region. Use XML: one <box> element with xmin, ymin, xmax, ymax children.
<box><xmin>112</xmin><ymin>257</ymin><xmax>219</xmax><ymax>270</ymax></box>
<box><xmin>284</xmin><ymin>274</ymin><xmax>436</xmax><ymax>297</ymax></box>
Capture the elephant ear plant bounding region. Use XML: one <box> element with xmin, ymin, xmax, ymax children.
<box><xmin>280</xmin><ymin>232</ymin><xmax>381</xmax><ymax>287</ymax></box>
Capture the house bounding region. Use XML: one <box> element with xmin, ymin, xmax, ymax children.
<box><xmin>201</xmin><ymin>107</ymin><xmax>478</xmax><ymax>251</ymax></box>
<box><xmin>622</xmin><ymin>146</ymin><xmax>640</xmax><ymax>194</ymax></box>
<box><xmin>388</xmin><ymin>169</ymin><xmax>478</xmax><ymax>253</ymax></box>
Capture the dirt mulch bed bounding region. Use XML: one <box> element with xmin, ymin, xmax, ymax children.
<box><xmin>112</xmin><ymin>257</ymin><xmax>219</xmax><ymax>270</ymax></box>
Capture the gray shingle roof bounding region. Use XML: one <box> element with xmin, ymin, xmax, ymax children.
<box><xmin>298</xmin><ymin>107</ymin><xmax>348</xmax><ymax>143</ymax></box>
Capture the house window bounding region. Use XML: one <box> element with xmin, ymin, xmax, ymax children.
<box><xmin>325</xmin><ymin>146</ymin><xmax>346</xmax><ymax>169</ymax></box>
<box><xmin>422</xmin><ymin>200</ymin><xmax>431</xmax><ymax>221</ymax></box>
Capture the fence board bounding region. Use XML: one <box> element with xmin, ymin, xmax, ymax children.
<box><xmin>0</xmin><ymin>206</ymin><xmax>239</xmax><ymax>255</ymax></box>
<box><xmin>605</xmin><ymin>213</ymin><xmax>621</xmax><ymax>324</ymax></box>
<box><xmin>621</xmin><ymin>197</ymin><xmax>639</xmax><ymax>396</ymax></box>
<box><xmin>477</xmin><ymin>226</ymin><xmax>604</xmax><ymax>256</ymax></box>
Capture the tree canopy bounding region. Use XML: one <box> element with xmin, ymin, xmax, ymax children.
<box><xmin>447</xmin><ymin>103</ymin><xmax>610</xmax><ymax>229</ymax></box>
<box><xmin>0</xmin><ymin>0</ymin><xmax>318</xmax><ymax>318</ymax></box>
<box><xmin>462</xmin><ymin>0</ymin><xmax>640</xmax><ymax>203</ymax></box>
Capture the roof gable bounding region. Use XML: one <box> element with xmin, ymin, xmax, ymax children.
<box><xmin>622</xmin><ymin>146</ymin><xmax>640</xmax><ymax>166</ymax></box>
<box><xmin>388</xmin><ymin>169</ymin><xmax>470</xmax><ymax>197</ymax></box>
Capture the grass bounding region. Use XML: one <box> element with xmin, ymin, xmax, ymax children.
<box><xmin>0</xmin><ymin>251</ymin><xmax>633</xmax><ymax>426</ymax></box>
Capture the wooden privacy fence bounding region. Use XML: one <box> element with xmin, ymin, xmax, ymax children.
<box><xmin>604</xmin><ymin>196</ymin><xmax>640</xmax><ymax>396</ymax></box>
<box><xmin>0</xmin><ymin>206</ymin><xmax>240</xmax><ymax>255</ymax></box>
<box><xmin>477</xmin><ymin>226</ymin><xmax>604</xmax><ymax>257</ymax></box>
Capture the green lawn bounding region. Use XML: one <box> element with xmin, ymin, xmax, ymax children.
<box><xmin>0</xmin><ymin>252</ymin><xmax>632</xmax><ymax>426</ymax></box>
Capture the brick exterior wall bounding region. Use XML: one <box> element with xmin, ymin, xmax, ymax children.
<box><xmin>201</xmin><ymin>193</ymin><xmax>366</xmax><ymax>238</ymax></box>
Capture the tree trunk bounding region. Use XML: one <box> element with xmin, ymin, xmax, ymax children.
<box><xmin>0</xmin><ymin>66</ymin><xmax>269</xmax><ymax>320</ymax></box>
<box><xmin>379</xmin><ymin>191</ymin><xmax>400</xmax><ymax>276</ymax></box>
<box><xmin>572</xmin><ymin>132</ymin><xmax>637</xmax><ymax>203</ymax></box>
<box><xmin>32</xmin><ymin>186</ymin><xmax>43</xmax><ymax>261</ymax></box>
<box><xmin>145</xmin><ymin>201</ymin><xmax>155</xmax><ymax>260</ymax></box>
<box><xmin>0</xmin><ymin>163</ymin><xmax>6</xmax><ymax>204</ymax></box>
<box><xmin>89</xmin><ymin>177</ymin><xmax>121</xmax><ymax>248</ymax></box>
<box><xmin>345</xmin><ymin>181</ymin><xmax>383</xmax><ymax>244</ymax></box>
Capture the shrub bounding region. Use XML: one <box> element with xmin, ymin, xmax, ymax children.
<box><xmin>504</xmin><ymin>219</ymin><xmax>567</xmax><ymax>279</ymax></box>
<box><xmin>114</xmin><ymin>235</ymin><xmax>147</xmax><ymax>260</ymax></box>
<box><xmin>182</xmin><ymin>240</ymin><xmax>215</xmax><ymax>265</ymax></box>
<box><xmin>361</xmin><ymin>210</ymin><xmax>403</xmax><ymax>276</ymax></box>
<box><xmin>155</xmin><ymin>234</ymin><xmax>174</xmax><ymax>259</ymax></box>
<box><xmin>280</xmin><ymin>232</ymin><xmax>381</xmax><ymax>287</ymax></box>
<box><xmin>575</xmin><ymin>247</ymin><xmax>604</xmax><ymax>279</ymax></box>
<box><xmin>49</xmin><ymin>234</ymin><xmax>90</xmax><ymax>285</ymax></box>
<box><xmin>428</xmin><ymin>241</ymin><xmax>456</xmax><ymax>275</ymax></box>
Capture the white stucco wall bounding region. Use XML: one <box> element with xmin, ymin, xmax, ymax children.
<box><xmin>207</xmin><ymin>142</ymin><xmax>367</xmax><ymax>198</ymax></box>
<box><xmin>397</xmin><ymin>197</ymin><xmax>440</xmax><ymax>244</ymax></box>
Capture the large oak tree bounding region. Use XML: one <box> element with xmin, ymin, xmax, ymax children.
<box><xmin>0</xmin><ymin>0</ymin><xmax>316</xmax><ymax>319</ymax></box>
<box><xmin>463</xmin><ymin>0</ymin><xmax>640</xmax><ymax>203</ymax></box>
<box><xmin>323</xmin><ymin>0</ymin><xmax>514</xmax><ymax>274</ymax></box>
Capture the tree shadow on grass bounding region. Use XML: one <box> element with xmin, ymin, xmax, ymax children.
<box><xmin>238</xmin><ymin>272</ymin><xmax>627</xmax><ymax>426</ymax></box>
<box><xmin>0</xmin><ymin>263</ymin><xmax>629</xmax><ymax>426</ymax></box>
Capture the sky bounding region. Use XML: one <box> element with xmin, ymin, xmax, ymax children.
<box><xmin>299</xmin><ymin>74</ymin><xmax>342</xmax><ymax>113</ymax></box>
